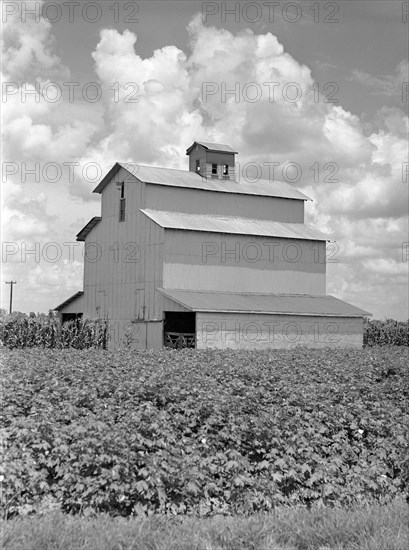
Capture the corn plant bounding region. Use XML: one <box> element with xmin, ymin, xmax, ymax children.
<box><xmin>364</xmin><ymin>318</ymin><xmax>408</xmax><ymax>347</ymax></box>
<box><xmin>0</xmin><ymin>311</ymin><xmax>108</xmax><ymax>349</ymax></box>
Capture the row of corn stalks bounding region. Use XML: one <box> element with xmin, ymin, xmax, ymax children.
<box><xmin>0</xmin><ymin>313</ymin><xmax>108</xmax><ymax>349</ymax></box>
<box><xmin>363</xmin><ymin>318</ymin><xmax>408</xmax><ymax>347</ymax></box>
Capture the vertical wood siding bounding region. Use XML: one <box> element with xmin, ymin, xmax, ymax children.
<box><xmin>188</xmin><ymin>145</ymin><xmax>236</xmax><ymax>180</ymax></box>
<box><xmin>145</xmin><ymin>184</ymin><xmax>305</xmax><ymax>223</ymax></box>
<box><xmin>80</xmin><ymin>167</ymin><xmax>164</xmax><ymax>348</ymax></box>
<box><xmin>163</xmin><ymin>230</ymin><xmax>326</xmax><ymax>295</ymax></box>
<box><xmin>57</xmin><ymin>295</ymin><xmax>85</xmax><ymax>314</ymax></box>
<box><xmin>196</xmin><ymin>313</ymin><xmax>363</xmax><ymax>349</ymax></box>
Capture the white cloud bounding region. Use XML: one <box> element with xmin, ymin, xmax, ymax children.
<box><xmin>350</xmin><ymin>60</ymin><xmax>409</xmax><ymax>97</ymax></box>
<box><xmin>2</xmin><ymin>11</ymin><xmax>408</xmax><ymax>319</ymax></box>
<box><xmin>1</xmin><ymin>0</ymin><xmax>70</xmax><ymax>82</ymax></box>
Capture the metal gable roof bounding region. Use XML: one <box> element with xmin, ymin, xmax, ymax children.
<box><xmin>186</xmin><ymin>141</ymin><xmax>238</xmax><ymax>154</ymax></box>
<box><xmin>76</xmin><ymin>217</ymin><xmax>101</xmax><ymax>241</ymax></box>
<box><xmin>54</xmin><ymin>291</ymin><xmax>84</xmax><ymax>311</ymax></box>
<box><xmin>93</xmin><ymin>162</ymin><xmax>311</xmax><ymax>201</ymax></box>
<box><xmin>141</xmin><ymin>209</ymin><xmax>329</xmax><ymax>241</ymax></box>
<box><xmin>159</xmin><ymin>289</ymin><xmax>372</xmax><ymax>317</ymax></box>
<box><xmin>93</xmin><ymin>163</ymin><xmax>122</xmax><ymax>194</ymax></box>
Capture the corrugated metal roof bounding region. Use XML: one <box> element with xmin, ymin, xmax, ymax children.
<box><xmin>93</xmin><ymin>162</ymin><xmax>311</xmax><ymax>201</ymax></box>
<box><xmin>93</xmin><ymin>164</ymin><xmax>119</xmax><ymax>194</ymax></box>
<box><xmin>159</xmin><ymin>289</ymin><xmax>372</xmax><ymax>317</ymax></box>
<box><xmin>54</xmin><ymin>291</ymin><xmax>84</xmax><ymax>311</ymax></box>
<box><xmin>141</xmin><ymin>209</ymin><xmax>328</xmax><ymax>241</ymax></box>
<box><xmin>76</xmin><ymin>217</ymin><xmax>101</xmax><ymax>241</ymax></box>
<box><xmin>186</xmin><ymin>141</ymin><xmax>238</xmax><ymax>154</ymax></box>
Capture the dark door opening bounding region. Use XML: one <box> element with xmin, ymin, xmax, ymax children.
<box><xmin>164</xmin><ymin>312</ymin><xmax>196</xmax><ymax>349</ymax></box>
<box><xmin>62</xmin><ymin>313</ymin><xmax>83</xmax><ymax>323</ymax></box>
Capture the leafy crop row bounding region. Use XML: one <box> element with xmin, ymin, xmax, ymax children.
<box><xmin>2</xmin><ymin>347</ymin><xmax>408</xmax><ymax>517</ymax></box>
<box><xmin>0</xmin><ymin>312</ymin><xmax>108</xmax><ymax>349</ymax></box>
<box><xmin>364</xmin><ymin>318</ymin><xmax>408</xmax><ymax>347</ymax></box>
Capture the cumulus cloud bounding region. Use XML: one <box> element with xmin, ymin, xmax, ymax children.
<box><xmin>2</xmin><ymin>0</ymin><xmax>103</xmax><ymax>201</ymax></box>
<box><xmin>4</xmin><ymin>193</ymin><xmax>56</xmax><ymax>241</ymax></box>
<box><xmin>1</xmin><ymin>0</ymin><xmax>70</xmax><ymax>82</ymax></box>
<box><xmin>2</xmin><ymin>9</ymin><xmax>407</xmax><ymax>319</ymax></box>
<box><xmin>1</xmin><ymin>0</ymin><xmax>101</xmax><ymax>312</ymax></box>
<box><xmin>350</xmin><ymin>60</ymin><xmax>409</xmax><ymax>97</ymax></box>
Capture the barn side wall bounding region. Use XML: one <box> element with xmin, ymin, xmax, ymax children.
<box><xmin>57</xmin><ymin>295</ymin><xmax>85</xmax><ymax>315</ymax></box>
<box><xmin>196</xmin><ymin>312</ymin><xmax>364</xmax><ymax>349</ymax></box>
<box><xmin>59</xmin><ymin>167</ymin><xmax>166</xmax><ymax>349</ymax></box>
<box><xmin>188</xmin><ymin>144</ymin><xmax>205</xmax><ymax>173</ymax></box>
<box><xmin>145</xmin><ymin>184</ymin><xmax>304</xmax><ymax>223</ymax></box>
<box><xmin>84</xmin><ymin>168</ymin><xmax>164</xmax><ymax>322</ymax></box>
<box><xmin>163</xmin><ymin>230</ymin><xmax>326</xmax><ymax>295</ymax></box>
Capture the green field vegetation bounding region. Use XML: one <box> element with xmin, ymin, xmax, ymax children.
<box><xmin>0</xmin><ymin>311</ymin><xmax>108</xmax><ymax>349</ymax></box>
<box><xmin>2</xmin><ymin>499</ymin><xmax>408</xmax><ymax>550</ymax></box>
<box><xmin>363</xmin><ymin>318</ymin><xmax>408</xmax><ymax>346</ymax></box>
<box><xmin>2</xmin><ymin>347</ymin><xmax>408</xmax><ymax>520</ymax></box>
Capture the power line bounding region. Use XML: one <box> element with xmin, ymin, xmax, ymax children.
<box><xmin>5</xmin><ymin>281</ymin><xmax>17</xmax><ymax>314</ymax></box>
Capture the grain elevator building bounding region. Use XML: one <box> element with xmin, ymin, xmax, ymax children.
<box><xmin>55</xmin><ymin>142</ymin><xmax>370</xmax><ymax>349</ymax></box>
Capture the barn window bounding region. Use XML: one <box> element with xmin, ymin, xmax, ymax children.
<box><xmin>222</xmin><ymin>164</ymin><xmax>229</xmax><ymax>176</ymax></box>
<box><xmin>212</xmin><ymin>163</ymin><xmax>218</xmax><ymax>175</ymax></box>
<box><xmin>119</xmin><ymin>182</ymin><xmax>125</xmax><ymax>222</ymax></box>
<box><xmin>195</xmin><ymin>159</ymin><xmax>201</xmax><ymax>173</ymax></box>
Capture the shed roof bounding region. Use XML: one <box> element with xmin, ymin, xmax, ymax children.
<box><xmin>76</xmin><ymin>217</ymin><xmax>101</xmax><ymax>241</ymax></box>
<box><xmin>186</xmin><ymin>141</ymin><xmax>238</xmax><ymax>154</ymax></box>
<box><xmin>141</xmin><ymin>209</ymin><xmax>328</xmax><ymax>241</ymax></box>
<box><xmin>93</xmin><ymin>162</ymin><xmax>311</xmax><ymax>201</ymax></box>
<box><xmin>54</xmin><ymin>291</ymin><xmax>84</xmax><ymax>311</ymax></box>
<box><xmin>159</xmin><ymin>289</ymin><xmax>372</xmax><ymax>317</ymax></box>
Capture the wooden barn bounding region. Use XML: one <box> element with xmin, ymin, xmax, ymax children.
<box><xmin>55</xmin><ymin>141</ymin><xmax>370</xmax><ymax>349</ymax></box>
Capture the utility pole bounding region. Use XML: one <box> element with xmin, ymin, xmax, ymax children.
<box><xmin>5</xmin><ymin>281</ymin><xmax>17</xmax><ymax>314</ymax></box>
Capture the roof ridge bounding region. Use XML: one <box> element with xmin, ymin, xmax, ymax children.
<box><xmin>159</xmin><ymin>288</ymin><xmax>325</xmax><ymax>298</ymax></box>
<box><xmin>142</xmin><ymin>208</ymin><xmax>308</xmax><ymax>225</ymax></box>
<box><xmin>119</xmin><ymin>162</ymin><xmax>194</xmax><ymax>175</ymax></box>
<box><xmin>93</xmin><ymin>162</ymin><xmax>311</xmax><ymax>201</ymax></box>
<box><xmin>120</xmin><ymin>162</ymin><xmax>305</xmax><ymax>189</ymax></box>
<box><xmin>159</xmin><ymin>288</ymin><xmax>372</xmax><ymax>316</ymax></box>
<box><xmin>141</xmin><ymin>209</ymin><xmax>328</xmax><ymax>241</ymax></box>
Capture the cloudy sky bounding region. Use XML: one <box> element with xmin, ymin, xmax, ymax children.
<box><xmin>2</xmin><ymin>0</ymin><xmax>408</xmax><ymax>319</ymax></box>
